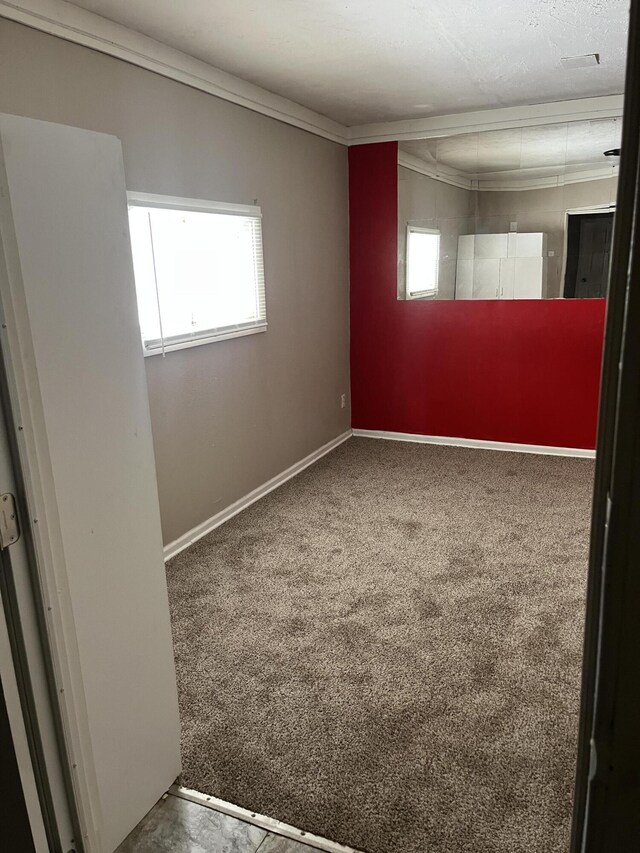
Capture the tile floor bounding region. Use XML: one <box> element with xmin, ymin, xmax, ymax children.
<box><xmin>116</xmin><ymin>793</ymin><xmax>322</xmax><ymax>853</ymax></box>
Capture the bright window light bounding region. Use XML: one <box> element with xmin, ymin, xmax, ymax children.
<box><xmin>406</xmin><ymin>226</ymin><xmax>440</xmax><ymax>298</ymax></box>
<box><xmin>127</xmin><ymin>194</ymin><xmax>266</xmax><ymax>355</ymax></box>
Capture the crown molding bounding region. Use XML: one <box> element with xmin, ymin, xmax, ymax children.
<box><xmin>0</xmin><ymin>0</ymin><xmax>625</xmax><ymax>149</ymax></box>
<box><xmin>400</xmin><ymin>151</ymin><xmax>619</xmax><ymax>192</ymax></box>
<box><xmin>398</xmin><ymin>151</ymin><xmax>472</xmax><ymax>189</ymax></box>
<box><xmin>350</xmin><ymin>95</ymin><xmax>624</xmax><ymax>145</ymax></box>
<box><xmin>0</xmin><ymin>0</ymin><xmax>349</xmax><ymax>144</ymax></box>
<box><xmin>476</xmin><ymin>166</ymin><xmax>619</xmax><ymax>191</ymax></box>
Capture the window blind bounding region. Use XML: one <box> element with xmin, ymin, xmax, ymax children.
<box><xmin>127</xmin><ymin>194</ymin><xmax>267</xmax><ymax>355</ymax></box>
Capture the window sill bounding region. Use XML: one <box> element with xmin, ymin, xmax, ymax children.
<box><xmin>142</xmin><ymin>323</ymin><xmax>267</xmax><ymax>357</ymax></box>
<box><xmin>405</xmin><ymin>291</ymin><xmax>438</xmax><ymax>301</ymax></box>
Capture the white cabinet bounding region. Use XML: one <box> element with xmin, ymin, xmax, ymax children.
<box><xmin>457</xmin><ymin>234</ymin><xmax>475</xmax><ymax>260</ymax></box>
<box><xmin>473</xmin><ymin>258</ymin><xmax>501</xmax><ymax>299</ymax></box>
<box><xmin>499</xmin><ymin>258</ymin><xmax>516</xmax><ymax>299</ymax></box>
<box><xmin>456</xmin><ymin>231</ymin><xmax>547</xmax><ymax>299</ymax></box>
<box><xmin>474</xmin><ymin>233</ymin><xmax>509</xmax><ymax>259</ymax></box>
<box><xmin>455</xmin><ymin>259</ymin><xmax>474</xmax><ymax>299</ymax></box>
<box><xmin>514</xmin><ymin>257</ymin><xmax>546</xmax><ymax>299</ymax></box>
<box><xmin>509</xmin><ymin>231</ymin><xmax>545</xmax><ymax>258</ymax></box>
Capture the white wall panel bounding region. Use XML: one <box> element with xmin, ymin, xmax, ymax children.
<box><xmin>0</xmin><ymin>113</ymin><xmax>181</xmax><ymax>852</ymax></box>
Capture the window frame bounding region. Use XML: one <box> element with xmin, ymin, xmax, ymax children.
<box><xmin>126</xmin><ymin>191</ymin><xmax>267</xmax><ymax>356</ymax></box>
<box><xmin>405</xmin><ymin>225</ymin><xmax>441</xmax><ymax>300</ymax></box>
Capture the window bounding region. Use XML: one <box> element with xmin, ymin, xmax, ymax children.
<box><xmin>127</xmin><ymin>193</ymin><xmax>266</xmax><ymax>355</ymax></box>
<box><xmin>406</xmin><ymin>226</ymin><xmax>440</xmax><ymax>299</ymax></box>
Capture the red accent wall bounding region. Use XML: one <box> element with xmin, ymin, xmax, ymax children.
<box><xmin>349</xmin><ymin>142</ymin><xmax>606</xmax><ymax>449</ymax></box>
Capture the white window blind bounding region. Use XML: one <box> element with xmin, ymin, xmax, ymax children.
<box><xmin>127</xmin><ymin>193</ymin><xmax>266</xmax><ymax>355</ymax></box>
<box><xmin>406</xmin><ymin>226</ymin><xmax>440</xmax><ymax>298</ymax></box>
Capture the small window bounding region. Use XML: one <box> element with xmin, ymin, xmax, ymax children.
<box><xmin>406</xmin><ymin>226</ymin><xmax>440</xmax><ymax>299</ymax></box>
<box><xmin>127</xmin><ymin>193</ymin><xmax>266</xmax><ymax>355</ymax></box>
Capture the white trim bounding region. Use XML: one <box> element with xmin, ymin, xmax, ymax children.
<box><xmin>170</xmin><ymin>786</ymin><xmax>363</xmax><ymax>853</ymax></box>
<box><xmin>475</xmin><ymin>166</ymin><xmax>618</xmax><ymax>192</ymax></box>
<box><xmin>142</xmin><ymin>323</ymin><xmax>267</xmax><ymax>357</ymax></box>
<box><xmin>352</xmin><ymin>429</ymin><xmax>596</xmax><ymax>458</ymax></box>
<box><xmin>398</xmin><ymin>152</ymin><xmax>472</xmax><ymax>189</ymax></box>
<box><xmin>0</xmin><ymin>1</ymin><xmax>624</xmax><ymax>146</ymax></box>
<box><xmin>127</xmin><ymin>190</ymin><xmax>267</xmax><ymax>357</ymax></box>
<box><xmin>399</xmin><ymin>152</ymin><xmax>619</xmax><ymax>192</ymax></box>
<box><xmin>405</xmin><ymin>225</ymin><xmax>440</xmax><ymax>300</ymax></box>
<box><xmin>351</xmin><ymin>96</ymin><xmax>624</xmax><ymax>144</ymax></box>
<box><xmin>565</xmin><ymin>203</ymin><xmax>617</xmax><ymax>215</ymax></box>
<box><xmin>163</xmin><ymin>430</ymin><xmax>352</xmax><ymax>560</ymax></box>
<box><xmin>127</xmin><ymin>191</ymin><xmax>262</xmax><ymax>218</ymax></box>
<box><xmin>560</xmin><ymin>204</ymin><xmax>616</xmax><ymax>297</ymax></box>
<box><xmin>0</xmin><ymin>0</ymin><xmax>348</xmax><ymax>144</ymax></box>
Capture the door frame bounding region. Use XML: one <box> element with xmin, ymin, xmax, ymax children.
<box><xmin>560</xmin><ymin>204</ymin><xmax>616</xmax><ymax>298</ymax></box>
<box><xmin>571</xmin><ymin>0</ymin><xmax>640</xmax><ymax>848</ymax></box>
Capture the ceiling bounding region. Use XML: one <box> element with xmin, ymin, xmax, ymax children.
<box><xmin>65</xmin><ymin>0</ymin><xmax>629</xmax><ymax>126</ymax></box>
<box><xmin>401</xmin><ymin>118</ymin><xmax>623</xmax><ymax>182</ymax></box>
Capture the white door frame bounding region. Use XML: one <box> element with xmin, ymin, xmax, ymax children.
<box><xmin>559</xmin><ymin>203</ymin><xmax>616</xmax><ymax>299</ymax></box>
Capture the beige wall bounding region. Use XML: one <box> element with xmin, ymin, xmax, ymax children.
<box><xmin>477</xmin><ymin>177</ymin><xmax>617</xmax><ymax>297</ymax></box>
<box><xmin>0</xmin><ymin>20</ymin><xmax>350</xmax><ymax>544</ymax></box>
<box><xmin>398</xmin><ymin>166</ymin><xmax>474</xmax><ymax>299</ymax></box>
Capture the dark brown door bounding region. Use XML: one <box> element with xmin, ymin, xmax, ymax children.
<box><xmin>574</xmin><ymin>214</ymin><xmax>614</xmax><ymax>297</ymax></box>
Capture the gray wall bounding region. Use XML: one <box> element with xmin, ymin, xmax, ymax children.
<box><xmin>477</xmin><ymin>177</ymin><xmax>618</xmax><ymax>298</ymax></box>
<box><xmin>398</xmin><ymin>166</ymin><xmax>474</xmax><ymax>299</ymax></box>
<box><xmin>0</xmin><ymin>20</ymin><xmax>350</xmax><ymax>545</ymax></box>
<box><xmin>399</xmin><ymin>165</ymin><xmax>617</xmax><ymax>300</ymax></box>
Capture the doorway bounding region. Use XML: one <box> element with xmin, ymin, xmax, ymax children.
<box><xmin>0</xmin><ymin>677</ymin><xmax>35</xmax><ymax>850</ymax></box>
<box><xmin>563</xmin><ymin>211</ymin><xmax>614</xmax><ymax>299</ymax></box>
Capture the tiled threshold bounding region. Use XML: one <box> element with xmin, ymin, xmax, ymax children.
<box><xmin>116</xmin><ymin>784</ymin><xmax>363</xmax><ymax>853</ymax></box>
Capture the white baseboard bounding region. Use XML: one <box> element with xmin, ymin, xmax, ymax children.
<box><xmin>164</xmin><ymin>426</ymin><xmax>593</xmax><ymax>560</ymax></box>
<box><xmin>170</xmin><ymin>785</ymin><xmax>362</xmax><ymax>853</ymax></box>
<box><xmin>352</xmin><ymin>429</ymin><xmax>596</xmax><ymax>458</ymax></box>
<box><xmin>163</xmin><ymin>430</ymin><xmax>352</xmax><ymax>560</ymax></box>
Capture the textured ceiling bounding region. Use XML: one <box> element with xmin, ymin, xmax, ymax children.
<box><xmin>400</xmin><ymin>118</ymin><xmax>622</xmax><ymax>180</ymax></box>
<box><xmin>66</xmin><ymin>0</ymin><xmax>629</xmax><ymax>125</ymax></box>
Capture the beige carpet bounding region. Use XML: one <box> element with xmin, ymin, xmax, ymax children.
<box><xmin>166</xmin><ymin>438</ymin><xmax>593</xmax><ymax>853</ymax></box>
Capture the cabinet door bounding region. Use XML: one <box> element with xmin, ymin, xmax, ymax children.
<box><xmin>514</xmin><ymin>257</ymin><xmax>545</xmax><ymax>298</ymax></box>
<box><xmin>0</xmin><ymin>113</ymin><xmax>181</xmax><ymax>852</ymax></box>
<box><xmin>472</xmin><ymin>258</ymin><xmax>501</xmax><ymax>298</ymax></box>
<box><xmin>473</xmin><ymin>233</ymin><xmax>509</xmax><ymax>259</ymax></box>
<box><xmin>513</xmin><ymin>232</ymin><xmax>545</xmax><ymax>258</ymax></box>
<box><xmin>457</xmin><ymin>234</ymin><xmax>475</xmax><ymax>259</ymax></box>
<box><xmin>499</xmin><ymin>258</ymin><xmax>516</xmax><ymax>299</ymax></box>
<box><xmin>455</xmin><ymin>259</ymin><xmax>474</xmax><ymax>299</ymax></box>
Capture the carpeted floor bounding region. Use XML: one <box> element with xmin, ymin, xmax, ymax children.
<box><xmin>166</xmin><ymin>438</ymin><xmax>594</xmax><ymax>853</ymax></box>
